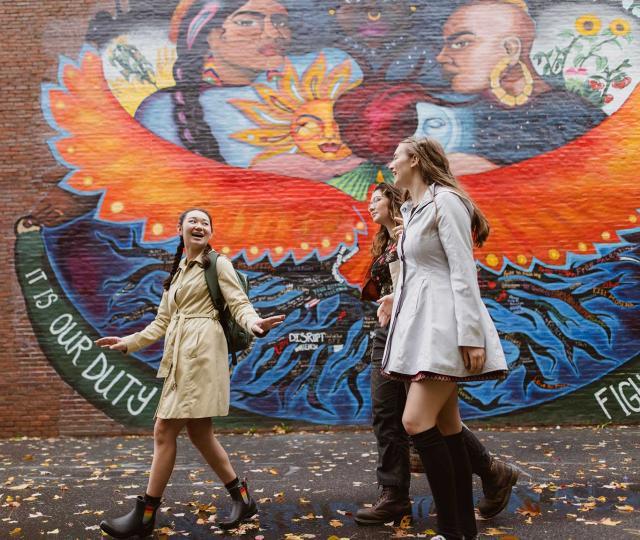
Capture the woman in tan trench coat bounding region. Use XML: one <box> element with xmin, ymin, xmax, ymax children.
<box><xmin>96</xmin><ymin>208</ymin><xmax>284</xmax><ymax>538</ymax></box>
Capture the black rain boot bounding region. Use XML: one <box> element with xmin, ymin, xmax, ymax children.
<box><xmin>410</xmin><ymin>427</ymin><xmax>463</xmax><ymax>540</ymax></box>
<box><xmin>444</xmin><ymin>432</ymin><xmax>478</xmax><ymax>540</ymax></box>
<box><xmin>100</xmin><ymin>495</ymin><xmax>159</xmax><ymax>539</ymax></box>
<box><xmin>218</xmin><ymin>478</ymin><xmax>258</xmax><ymax>530</ymax></box>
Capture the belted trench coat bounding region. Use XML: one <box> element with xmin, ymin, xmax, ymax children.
<box><xmin>121</xmin><ymin>253</ymin><xmax>260</xmax><ymax>418</ymax></box>
<box><xmin>382</xmin><ymin>185</ymin><xmax>508</xmax><ymax>381</ymax></box>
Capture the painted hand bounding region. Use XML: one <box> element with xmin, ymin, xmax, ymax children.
<box><xmin>461</xmin><ymin>345</ymin><xmax>485</xmax><ymax>374</ymax></box>
<box><xmin>376</xmin><ymin>294</ymin><xmax>394</xmax><ymax>327</ymax></box>
<box><xmin>251</xmin><ymin>315</ymin><xmax>286</xmax><ymax>336</ymax></box>
<box><xmin>95</xmin><ymin>336</ymin><xmax>128</xmax><ymax>353</ymax></box>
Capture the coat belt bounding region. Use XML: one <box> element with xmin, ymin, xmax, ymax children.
<box><xmin>166</xmin><ymin>312</ymin><xmax>218</xmax><ymax>391</ymax></box>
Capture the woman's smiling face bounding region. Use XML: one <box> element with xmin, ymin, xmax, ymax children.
<box><xmin>179</xmin><ymin>210</ymin><xmax>212</xmax><ymax>250</ymax></box>
<box><xmin>388</xmin><ymin>142</ymin><xmax>416</xmax><ymax>189</ymax></box>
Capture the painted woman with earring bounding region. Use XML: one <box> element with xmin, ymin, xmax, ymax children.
<box><xmin>377</xmin><ymin>137</ymin><xmax>509</xmax><ymax>540</ymax></box>
<box><xmin>435</xmin><ymin>0</ymin><xmax>605</xmax><ymax>168</ymax></box>
<box><xmin>96</xmin><ymin>208</ymin><xmax>285</xmax><ymax>538</ymax></box>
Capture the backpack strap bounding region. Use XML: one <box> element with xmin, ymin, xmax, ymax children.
<box><xmin>204</xmin><ymin>250</ymin><xmax>224</xmax><ymax>313</ymax></box>
<box><xmin>204</xmin><ymin>250</ymin><xmax>237</xmax><ymax>364</ymax></box>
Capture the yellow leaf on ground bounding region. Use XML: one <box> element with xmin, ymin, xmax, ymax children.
<box><xmin>397</xmin><ymin>515</ymin><xmax>412</xmax><ymax>529</ymax></box>
<box><xmin>616</xmin><ymin>505</ymin><xmax>635</xmax><ymax>512</ymax></box>
<box><xmin>9</xmin><ymin>528</ymin><xmax>21</xmax><ymax>537</ymax></box>
<box><xmin>600</xmin><ymin>518</ymin><xmax>622</xmax><ymax>526</ymax></box>
<box><xmin>329</xmin><ymin>519</ymin><xmax>343</xmax><ymax>527</ymax></box>
<box><xmin>516</xmin><ymin>500</ymin><xmax>542</xmax><ymax>517</ymax></box>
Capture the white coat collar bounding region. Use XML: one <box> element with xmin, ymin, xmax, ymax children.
<box><xmin>401</xmin><ymin>184</ymin><xmax>437</xmax><ymax>216</ymax></box>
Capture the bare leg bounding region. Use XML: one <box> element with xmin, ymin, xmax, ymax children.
<box><xmin>437</xmin><ymin>388</ymin><xmax>463</xmax><ymax>435</ymax></box>
<box><xmin>186</xmin><ymin>418</ymin><xmax>237</xmax><ymax>484</ymax></box>
<box><xmin>402</xmin><ymin>379</ymin><xmax>457</xmax><ymax>435</ymax></box>
<box><xmin>146</xmin><ymin>418</ymin><xmax>188</xmax><ymax>497</ymax></box>
<box><xmin>403</xmin><ymin>380</ymin><xmax>462</xmax><ymax>539</ymax></box>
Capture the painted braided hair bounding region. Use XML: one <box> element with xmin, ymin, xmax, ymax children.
<box><xmin>172</xmin><ymin>0</ymin><xmax>247</xmax><ymax>160</ymax></box>
<box><xmin>163</xmin><ymin>207</ymin><xmax>214</xmax><ymax>290</ymax></box>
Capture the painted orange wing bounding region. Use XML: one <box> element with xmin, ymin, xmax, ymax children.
<box><xmin>462</xmin><ymin>90</ymin><xmax>640</xmax><ymax>270</ymax></box>
<box><xmin>46</xmin><ymin>48</ymin><xmax>639</xmax><ymax>287</ymax></box>
<box><xmin>45</xmin><ymin>49</ymin><xmax>373</xmax><ymax>284</ymax></box>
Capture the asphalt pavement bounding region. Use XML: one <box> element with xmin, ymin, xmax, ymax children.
<box><xmin>1</xmin><ymin>425</ymin><xmax>639</xmax><ymax>539</ymax></box>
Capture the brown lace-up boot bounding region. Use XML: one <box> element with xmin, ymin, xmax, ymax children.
<box><xmin>355</xmin><ymin>486</ymin><xmax>412</xmax><ymax>526</ymax></box>
<box><xmin>478</xmin><ymin>459</ymin><xmax>519</xmax><ymax>518</ymax></box>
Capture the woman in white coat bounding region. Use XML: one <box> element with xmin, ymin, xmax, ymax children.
<box><xmin>96</xmin><ymin>208</ymin><xmax>284</xmax><ymax>538</ymax></box>
<box><xmin>377</xmin><ymin>137</ymin><xmax>508</xmax><ymax>540</ymax></box>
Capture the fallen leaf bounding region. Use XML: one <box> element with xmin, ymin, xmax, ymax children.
<box><xmin>516</xmin><ymin>500</ymin><xmax>541</xmax><ymax>518</ymax></box>
<box><xmin>397</xmin><ymin>515</ymin><xmax>412</xmax><ymax>529</ymax></box>
<box><xmin>578</xmin><ymin>501</ymin><xmax>597</xmax><ymax>512</ymax></box>
<box><xmin>329</xmin><ymin>519</ymin><xmax>343</xmax><ymax>528</ymax></box>
<box><xmin>8</xmin><ymin>484</ymin><xmax>31</xmax><ymax>491</ymax></box>
<box><xmin>616</xmin><ymin>505</ymin><xmax>635</xmax><ymax>512</ymax></box>
<box><xmin>600</xmin><ymin>518</ymin><xmax>622</xmax><ymax>526</ymax></box>
<box><xmin>9</xmin><ymin>528</ymin><xmax>21</xmax><ymax>537</ymax></box>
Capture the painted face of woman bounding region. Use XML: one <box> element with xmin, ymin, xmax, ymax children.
<box><xmin>179</xmin><ymin>210</ymin><xmax>213</xmax><ymax>250</ymax></box>
<box><xmin>207</xmin><ymin>0</ymin><xmax>292</xmax><ymax>74</ymax></box>
<box><xmin>388</xmin><ymin>143</ymin><xmax>415</xmax><ymax>189</ymax></box>
<box><xmin>369</xmin><ymin>188</ymin><xmax>392</xmax><ymax>226</ymax></box>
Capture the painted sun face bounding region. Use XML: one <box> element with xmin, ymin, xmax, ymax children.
<box><xmin>230</xmin><ymin>53</ymin><xmax>361</xmax><ymax>164</ymax></box>
<box><xmin>291</xmin><ymin>100</ymin><xmax>351</xmax><ymax>161</ymax></box>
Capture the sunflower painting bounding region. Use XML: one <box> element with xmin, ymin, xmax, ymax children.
<box><xmin>533</xmin><ymin>10</ymin><xmax>636</xmax><ymax>109</ymax></box>
<box><xmin>229</xmin><ymin>53</ymin><xmax>362</xmax><ymax>165</ymax></box>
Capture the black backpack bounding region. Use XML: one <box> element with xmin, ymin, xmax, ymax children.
<box><xmin>204</xmin><ymin>251</ymin><xmax>253</xmax><ymax>364</ymax></box>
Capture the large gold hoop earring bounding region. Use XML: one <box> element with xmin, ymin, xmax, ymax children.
<box><xmin>490</xmin><ymin>58</ymin><xmax>533</xmax><ymax>107</ymax></box>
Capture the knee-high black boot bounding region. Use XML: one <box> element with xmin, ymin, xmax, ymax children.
<box><xmin>410</xmin><ymin>427</ymin><xmax>463</xmax><ymax>540</ymax></box>
<box><xmin>444</xmin><ymin>432</ymin><xmax>478</xmax><ymax>540</ymax></box>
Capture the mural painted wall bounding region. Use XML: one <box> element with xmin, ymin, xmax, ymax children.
<box><xmin>6</xmin><ymin>0</ymin><xmax>640</xmax><ymax>434</ymax></box>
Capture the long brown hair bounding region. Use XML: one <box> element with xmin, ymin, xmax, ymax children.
<box><xmin>163</xmin><ymin>207</ymin><xmax>213</xmax><ymax>290</ymax></box>
<box><xmin>401</xmin><ymin>136</ymin><xmax>490</xmax><ymax>246</ymax></box>
<box><xmin>370</xmin><ymin>183</ymin><xmax>407</xmax><ymax>259</ymax></box>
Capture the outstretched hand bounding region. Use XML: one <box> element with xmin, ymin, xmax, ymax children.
<box><xmin>95</xmin><ymin>336</ymin><xmax>128</xmax><ymax>353</ymax></box>
<box><xmin>251</xmin><ymin>315</ymin><xmax>285</xmax><ymax>336</ymax></box>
